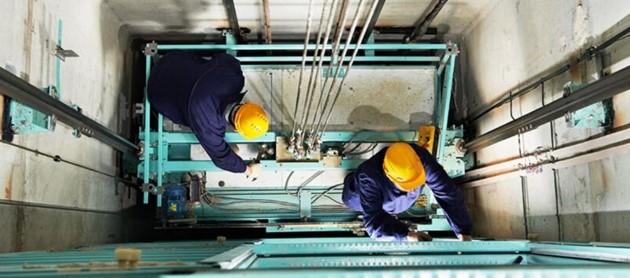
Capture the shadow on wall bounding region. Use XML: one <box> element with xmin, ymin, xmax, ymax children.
<box><xmin>347</xmin><ymin>105</ymin><xmax>407</xmax><ymax>131</ymax></box>
<box><xmin>346</xmin><ymin>105</ymin><xmax>432</xmax><ymax>131</ymax></box>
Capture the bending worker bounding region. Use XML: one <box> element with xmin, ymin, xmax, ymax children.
<box><xmin>147</xmin><ymin>52</ymin><xmax>268</xmax><ymax>179</ymax></box>
<box><xmin>343</xmin><ymin>142</ymin><xmax>472</xmax><ymax>241</ymax></box>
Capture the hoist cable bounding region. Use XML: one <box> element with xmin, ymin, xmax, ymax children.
<box><xmin>291</xmin><ymin>0</ymin><xmax>316</xmax><ymax>135</ymax></box>
<box><xmin>313</xmin><ymin>0</ymin><xmax>367</xmax><ymax>135</ymax></box>
<box><xmin>319</xmin><ymin>0</ymin><xmax>379</xmax><ymax>136</ymax></box>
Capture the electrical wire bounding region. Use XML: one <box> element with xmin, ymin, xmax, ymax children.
<box><xmin>296</xmin><ymin>170</ymin><xmax>324</xmax><ymax>195</ymax></box>
<box><xmin>284</xmin><ymin>171</ymin><xmax>298</xmax><ymax>197</ymax></box>
<box><xmin>311</xmin><ymin>183</ymin><xmax>344</xmax><ymax>204</ymax></box>
<box><xmin>319</xmin><ymin>194</ymin><xmax>346</xmax><ymax>206</ymax></box>
<box><xmin>200</xmin><ymin>191</ymin><xmax>299</xmax><ymax>209</ymax></box>
<box><xmin>344</xmin><ymin>142</ymin><xmax>379</xmax><ymax>156</ymax></box>
<box><xmin>284</xmin><ymin>170</ymin><xmax>324</xmax><ymax>197</ymax></box>
<box><xmin>0</xmin><ymin>139</ymin><xmax>118</xmax><ymax>179</ymax></box>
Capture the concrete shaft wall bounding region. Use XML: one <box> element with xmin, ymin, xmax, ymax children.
<box><xmin>0</xmin><ymin>0</ymin><xmax>136</xmax><ymax>252</ymax></box>
<box><xmin>462</xmin><ymin>0</ymin><xmax>630</xmax><ymax>241</ymax></box>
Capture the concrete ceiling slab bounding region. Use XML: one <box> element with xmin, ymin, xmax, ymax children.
<box><xmin>104</xmin><ymin>0</ymin><xmax>498</xmax><ymax>39</ymax></box>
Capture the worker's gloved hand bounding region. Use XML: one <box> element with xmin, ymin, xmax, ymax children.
<box><xmin>406</xmin><ymin>231</ymin><xmax>432</xmax><ymax>242</ymax></box>
<box><xmin>245</xmin><ymin>162</ymin><xmax>262</xmax><ymax>181</ymax></box>
<box><xmin>458</xmin><ymin>234</ymin><xmax>472</xmax><ymax>241</ymax></box>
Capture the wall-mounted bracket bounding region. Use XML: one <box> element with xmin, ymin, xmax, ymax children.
<box><xmin>53</xmin><ymin>45</ymin><xmax>79</xmax><ymax>62</ymax></box>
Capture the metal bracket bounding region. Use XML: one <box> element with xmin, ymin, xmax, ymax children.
<box><xmin>563</xmin><ymin>82</ymin><xmax>612</xmax><ymax>128</ymax></box>
<box><xmin>53</xmin><ymin>45</ymin><xmax>79</xmax><ymax>62</ymax></box>
<box><xmin>9</xmin><ymin>85</ymin><xmax>59</xmax><ymax>134</ymax></box>
<box><xmin>441</xmin><ymin>125</ymin><xmax>466</xmax><ymax>178</ymax></box>
<box><xmin>143</xmin><ymin>41</ymin><xmax>158</xmax><ymax>57</ymax></box>
<box><xmin>222</xmin><ymin>30</ymin><xmax>237</xmax><ymax>56</ymax></box>
<box><xmin>141</xmin><ymin>183</ymin><xmax>154</xmax><ymax>192</ymax></box>
<box><xmin>299</xmin><ymin>191</ymin><xmax>312</xmax><ymax>219</ymax></box>
<box><xmin>71</xmin><ymin>104</ymin><xmax>82</xmax><ymax>138</ymax></box>
<box><xmin>199</xmin><ymin>245</ymin><xmax>254</xmax><ymax>269</ymax></box>
<box><xmin>445</xmin><ymin>41</ymin><xmax>459</xmax><ymax>55</ymax></box>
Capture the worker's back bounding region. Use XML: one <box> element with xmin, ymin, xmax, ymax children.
<box><xmin>147</xmin><ymin>52</ymin><xmax>245</xmax><ymax>127</ymax></box>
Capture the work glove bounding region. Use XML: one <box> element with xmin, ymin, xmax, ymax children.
<box><xmin>406</xmin><ymin>231</ymin><xmax>433</xmax><ymax>242</ymax></box>
<box><xmin>245</xmin><ymin>162</ymin><xmax>262</xmax><ymax>181</ymax></box>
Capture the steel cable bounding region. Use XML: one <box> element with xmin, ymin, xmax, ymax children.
<box><xmin>297</xmin><ymin>0</ymin><xmax>333</xmax><ymax>134</ymax></box>
<box><xmin>319</xmin><ymin>0</ymin><xmax>380</xmax><ymax>136</ymax></box>
<box><xmin>300</xmin><ymin>0</ymin><xmax>341</xmax><ymax>134</ymax></box>
<box><xmin>292</xmin><ymin>0</ymin><xmax>316</xmax><ymax>135</ymax></box>
<box><xmin>309</xmin><ymin>0</ymin><xmax>352</xmax><ymax>130</ymax></box>
<box><xmin>314</xmin><ymin>0</ymin><xmax>369</xmax><ymax>135</ymax></box>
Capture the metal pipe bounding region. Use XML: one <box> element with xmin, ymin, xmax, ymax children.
<box><xmin>465</xmin><ymin>65</ymin><xmax>630</xmax><ymax>153</ymax></box>
<box><xmin>262</xmin><ymin>0</ymin><xmax>272</xmax><ymax>44</ymax></box>
<box><xmin>435</xmin><ymin>54</ymin><xmax>457</xmax><ymax>163</ymax></box>
<box><xmin>157</xmin><ymin>113</ymin><xmax>163</xmax><ymax>208</ymax></box>
<box><xmin>142</xmin><ymin>55</ymin><xmax>152</xmax><ymax>204</ymax></box>
<box><xmin>312</xmin><ymin>0</ymin><xmax>364</xmax><ymax>133</ymax></box>
<box><xmin>291</xmin><ymin>0</ymin><xmax>315</xmax><ymax>135</ymax></box>
<box><xmin>459</xmin><ymin>125</ymin><xmax>630</xmax><ymax>187</ymax></box>
<box><xmin>0</xmin><ymin>67</ymin><xmax>137</xmax><ymax>153</ymax></box>
<box><xmin>404</xmin><ymin>0</ymin><xmax>448</xmax><ymax>43</ymax></box>
<box><xmin>319</xmin><ymin>0</ymin><xmax>380</xmax><ymax>136</ymax></box>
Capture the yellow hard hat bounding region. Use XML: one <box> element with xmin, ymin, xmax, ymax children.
<box><xmin>382</xmin><ymin>143</ymin><xmax>426</xmax><ymax>191</ymax></box>
<box><xmin>233</xmin><ymin>103</ymin><xmax>269</xmax><ymax>139</ymax></box>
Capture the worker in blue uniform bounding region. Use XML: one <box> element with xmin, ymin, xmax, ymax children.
<box><xmin>342</xmin><ymin>142</ymin><xmax>472</xmax><ymax>241</ymax></box>
<box><xmin>147</xmin><ymin>51</ymin><xmax>268</xmax><ymax>179</ymax></box>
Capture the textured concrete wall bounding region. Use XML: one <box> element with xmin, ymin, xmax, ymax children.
<box><xmin>0</xmin><ymin>0</ymin><xmax>136</xmax><ymax>252</ymax></box>
<box><xmin>462</xmin><ymin>0</ymin><xmax>630</xmax><ymax>241</ymax></box>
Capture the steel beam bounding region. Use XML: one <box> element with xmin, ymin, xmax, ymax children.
<box><xmin>223</xmin><ymin>0</ymin><xmax>244</xmax><ymax>43</ymax></box>
<box><xmin>253</xmin><ymin>239</ymin><xmax>530</xmax><ymax>255</ymax></box>
<box><xmin>157</xmin><ymin>159</ymin><xmax>364</xmax><ymax>172</ymax></box>
<box><xmin>466</xmin><ymin>65</ymin><xmax>630</xmax><ymax>153</ymax></box>
<box><xmin>436</xmin><ymin>54</ymin><xmax>456</xmax><ymax>163</ymax></box>
<box><xmin>360</xmin><ymin>0</ymin><xmax>386</xmax><ymax>44</ymax></box>
<box><xmin>143</xmin><ymin>131</ymin><xmax>418</xmax><ymax>144</ymax></box>
<box><xmin>529</xmin><ymin>243</ymin><xmax>630</xmax><ymax>263</ymax></box>
<box><xmin>157</xmin><ymin>43</ymin><xmax>448</xmax><ymax>51</ymax></box>
<box><xmin>252</xmin><ymin>254</ymin><xmax>524</xmax><ymax>268</ymax></box>
<box><xmin>403</xmin><ymin>0</ymin><xmax>448</xmax><ymax>43</ymax></box>
<box><xmin>0</xmin><ymin>67</ymin><xmax>137</xmax><ymax>153</ymax></box>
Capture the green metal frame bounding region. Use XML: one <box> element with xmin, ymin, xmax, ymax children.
<box><xmin>139</xmin><ymin>41</ymin><xmax>459</xmax><ymax>231</ymax></box>
<box><xmin>7</xmin><ymin>20</ymin><xmax>66</xmax><ymax>136</ymax></box>
<box><xmin>2</xmin><ymin>238</ymin><xmax>630</xmax><ymax>276</ymax></box>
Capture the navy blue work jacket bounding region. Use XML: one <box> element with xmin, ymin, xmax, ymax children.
<box><xmin>148</xmin><ymin>52</ymin><xmax>247</xmax><ymax>173</ymax></box>
<box><xmin>343</xmin><ymin>143</ymin><xmax>472</xmax><ymax>241</ymax></box>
